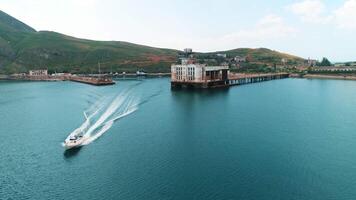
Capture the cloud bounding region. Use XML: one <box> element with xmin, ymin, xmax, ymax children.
<box><xmin>287</xmin><ymin>0</ymin><xmax>330</xmax><ymax>23</ymax></box>
<box><xmin>174</xmin><ymin>14</ymin><xmax>298</xmax><ymax>51</ymax></box>
<box><xmin>152</xmin><ymin>14</ymin><xmax>298</xmax><ymax>52</ymax></box>
<box><xmin>288</xmin><ymin>0</ymin><xmax>356</xmax><ymax>30</ymax></box>
<box><xmin>220</xmin><ymin>14</ymin><xmax>297</xmax><ymax>44</ymax></box>
<box><xmin>333</xmin><ymin>0</ymin><xmax>356</xmax><ymax>29</ymax></box>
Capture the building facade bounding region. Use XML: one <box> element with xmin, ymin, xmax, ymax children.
<box><xmin>171</xmin><ymin>58</ymin><xmax>229</xmax><ymax>88</ymax></box>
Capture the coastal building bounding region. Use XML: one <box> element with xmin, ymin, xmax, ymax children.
<box><xmin>234</xmin><ymin>56</ymin><xmax>246</xmax><ymax>63</ymax></box>
<box><xmin>171</xmin><ymin>49</ymin><xmax>290</xmax><ymax>89</ymax></box>
<box><xmin>171</xmin><ymin>58</ymin><xmax>229</xmax><ymax>88</ymax></box>
<box><xmin>29</xmin><ymin>69</ymin><xmax>48</xmax><ymax>76</ymax></box>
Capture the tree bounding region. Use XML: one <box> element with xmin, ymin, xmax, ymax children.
<box><xmin>318</xmin><ymin>57</ymin><xmax>332</xmax><ymax>66</ymax></box>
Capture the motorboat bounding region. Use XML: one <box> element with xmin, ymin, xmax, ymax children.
<box><xmin>63</xmin><ymin>135</ymin><xmax>85</xmax><ymax>149</ymax></box>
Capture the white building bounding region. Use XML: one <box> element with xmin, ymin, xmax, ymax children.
<box><xmin>29</xmin><ymin>69</ymin><xmax>48</xmax><ymax>76</ymax></box>
<box><xmin>171</xmin><ymin>58</ymin><xmax>229</xmax><ymax>88</ymax></box>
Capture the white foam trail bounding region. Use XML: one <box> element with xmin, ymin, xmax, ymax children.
<box><xmin>84</xmin><ymin>96</ymin><xmax>107</xmax><ymax>118</ymax></box>
<box><xmin>63</xmin><ymin>89</ymin><xmax>139</xmax><ymax>147</ymax></box>
<box><xmin>62</xmin><ymin>106</ymin><xmax>103</xmax><ymax>147</ymax></box>
<box><xmin>82</xmin><ymin>98</ymin><xmax>139</xmax><ymax>145</ymax></box>
<box><xmin>82</xmin><ymin>121</ymin><xmax>113</xmax><ymax>145</ymax></box>
<box><xmin>65</xmin><ymin>107</ymin><xmax>101</xmax><ymax>139</ymax></box>
<box><xmin>84</xmin><ymin>93</ymin><xmax>127</xmax><ymax>137</ymax></box>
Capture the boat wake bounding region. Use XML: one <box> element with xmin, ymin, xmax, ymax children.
<box><xmin>62</xmin><ymin>89</ymin><xmax>139</xmax><ymax>148</ymax></box>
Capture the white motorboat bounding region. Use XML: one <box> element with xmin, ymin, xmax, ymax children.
<box><xmin>63</xmin><ymin>135</ymin><xmax>85</xmax><ymax>149</ymax></box>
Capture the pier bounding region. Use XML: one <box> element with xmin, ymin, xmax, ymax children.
<box><xmin>226</xmin><ymin>73</ymin><xmax>289</xmax><ymax>87</ymax></box>
<box><xmin>170</xmin><ymin>57</ymin><xmax>289</xmax><ymax>89</ymax></box>
<box><xmin>69</xmin><ymin>76</ymin><xmax>115</xmax><ymax>86</ymax></box>
<box><xmin>171</xmin><ymin>72</ymin><xmax>289</xmax><ymax>89</ymax></box>
<box><xmin>4</xmin><ymin>70</ymin><xmax>115</xmax><ymax>86</ymax></box>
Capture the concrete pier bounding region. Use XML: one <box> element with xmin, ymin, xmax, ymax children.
<box><xmin>172</xmin><ymin>73</ymin><xmax>290</xmax><ymax>89</ymax></box>
<box><xmin>69</xmin><ymin>76</ymin><xmax>115</xmax><ymax>86</ymax></box>
<box><xmin>227</xmin><ymin>73</ymin><xmax>290</xmax><ymax>87</ymax></box>
<box><xmin>3</xmin><ymin>74</ymin><xmax>115</xmax><ymax>86</ymax></box>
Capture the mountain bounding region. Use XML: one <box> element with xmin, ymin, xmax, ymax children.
<box><xmin>0</xmin><ymin>10</ymin><xmax>35</xmax><ymax>33</ymax></box>
<box><xmin>0</xmin><ymin>11</ymin><xmax>179</xmax><ymax>74</ymax></box>
<box><xmin>216</xmin><ymin>48</ymin><xmax>304</xmax><ymax>64</ymax></box>
<box><xmin>0</xmin><ymin>10</ymin><xmax>305</xmax><ymax>74</ymax></box>
<box><xmin>0</xmin><ymin>10</ymin><xmax>36</xmax><ymax>71</ymax></box>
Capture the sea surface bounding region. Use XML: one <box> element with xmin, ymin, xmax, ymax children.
<box><xmin>1</xmin><ymin>78</ymin><xmax>356</xmax><ymax>200</ymax></box>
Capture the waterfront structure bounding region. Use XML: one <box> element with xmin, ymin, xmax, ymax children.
<box><xmin>8</xmin><ymin>70</ymin><xmax>114</xmax><ymax>86</ymax></box>
<box><xmin>171</xmin><ymin>49</ymin><xmax>290</xmax><ymax>89</ymax></box>
<box><xmin>227</xmin><ymin>73</ymin><xmax>290</xmax><ymax>86</ymax></box>
<box><xmin>70</xmin><ymin>75</ymin><xmax>115</xmax><ymax>86</ymax></box>
<box><xmin>29</xmin><ymin>69</ymin><xmax>48</xmax><ymax>76</ymax></box>
<box><xmin>171</xmin><ymin>58</ymin><xmax>229</xmax><ymax>88</ymax></box>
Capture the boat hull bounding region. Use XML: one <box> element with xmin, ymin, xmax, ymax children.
<box><xmin>63</xmin><ymin>138</ymin><xmax>85</xmax><ymax>149</ymax></box>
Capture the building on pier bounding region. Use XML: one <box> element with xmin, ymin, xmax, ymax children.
<box><xmin>171</xmin><ymin>49</ymin><xmax>290</xmax><ymax>89</ymax></box>
<box><xmin>171</xmin><ymin>57</ymin><xmax>229</xmax><ymax>89</ymax></box>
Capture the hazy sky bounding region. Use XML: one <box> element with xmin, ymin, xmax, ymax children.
<box><xmin>1</xmin><ymin>0</ymin><xmax>356</xmax><ymax>61</ymax></box>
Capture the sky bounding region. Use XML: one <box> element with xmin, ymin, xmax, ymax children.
<box><xmin>1</xmin><ymin>0</ymin><xmax>355</xmax><ymax>61</ymax></box>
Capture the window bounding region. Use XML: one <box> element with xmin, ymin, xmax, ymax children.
<box><xmin>176</xmin><ymin>67</ymin><xmax>183</xmax><ymax>80</ymax></box>
<box><xmin>187</xmin><ymin>67</ymin><xmax>195</xmax><ymax>81</ymax></box>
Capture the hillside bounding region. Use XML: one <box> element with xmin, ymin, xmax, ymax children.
<box><xmin>218</xmin><ymin>48</ymin><xmax>304</xmax><ymax>64</ymax></box>
<box><xmin>0</xmin><ymin>10</ymin><xmax>179</xmax><ymax>74</ymax></box>
<box><xmin>8</xmin><ymin>31</ymin><xmax>179</xmax><ymax>73</ymax></box>
<box><xmin>198</xmin><ymin>48</ymin><xmax>304</xmax><ymax>65</ymax></box>
<box><xmin>0</xmin><ymin>10</ymin><xmax>305</xmax><ymax>74</ymax></box>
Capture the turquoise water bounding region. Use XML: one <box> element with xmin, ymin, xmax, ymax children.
<box><xmin>1</xmin><ymin>78</ymin><xmax>356</xmax><ymax>200</ymax></box>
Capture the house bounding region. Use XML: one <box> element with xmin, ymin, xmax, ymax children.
<box><xmin>29</xmin><ymin>69</ymin><xmax>48</xmax><ymax>76</ymax></box>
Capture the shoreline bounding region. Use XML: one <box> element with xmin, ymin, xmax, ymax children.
<box><xmin>300</xmin><ymin>74</ymin><xmax>356</xmax><ymax>81</ymax></box>
<box><xmin>3</xmin><ymin>73</ymin><xmax>356</xmax><ymax>82</ymax></box>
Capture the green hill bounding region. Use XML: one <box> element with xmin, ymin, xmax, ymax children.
<box><xmin>199</xmin><ymin>48</ymin><xmax>304</xmax><ymax>65</ymax></box>
<box><xmin>9</xmin><ymin>31</ymin><xmax>179</xmax><ymax>73</ymax></box>
<box><xmin>0</xmin><ymin>10</ymin><xmax>305</xmax><ymax>74</ymax></box>
<box><xmin>0</xmin><ymin>10</ymin><xmax>179</xmax><ymax>74</ymax></box>
<box><xmin>218</xmin><ymin>48</ymin><xmax>304</xmax><ymax>64</ymax></box>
